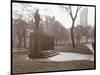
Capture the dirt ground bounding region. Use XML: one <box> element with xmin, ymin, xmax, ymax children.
<box><xmin>12</xmin><ymin>53</ymin><xmax>95</xmax><ymax>74</ymax></box>
<box><xmin>12</xmin><ymin>45</ymin><xmax>95</xmax><ymax>74</ymax></box>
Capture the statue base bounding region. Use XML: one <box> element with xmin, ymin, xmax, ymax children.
<box><xmin>28</xmin><ymin>32</ymin><xmax>58</xmax><ymax>59</ymax></box>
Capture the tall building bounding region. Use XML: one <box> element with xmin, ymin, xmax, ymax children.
<box><xmin>80</xmin><ymin>8</ymin><xmax>88</xmax><ymax>25</ymax></box>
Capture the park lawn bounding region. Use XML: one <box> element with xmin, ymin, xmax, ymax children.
<box><xmin>56</xmin><ymin>45</ymin><xmax>93</xmax><ymax>54</ymax></box>
<box><xmin>12</xmin><ymin>54</ymin><xmax>95</xmax><ymax>74</ymax></box>
<box><xmin>12</xmin><ymin>45</ymin><xmax>94</xmax><ymax>74</ymax></box>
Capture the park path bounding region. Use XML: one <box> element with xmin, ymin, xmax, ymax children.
<box><xmin>14</xmin><ymin>44</ymin><xmax>94</xmax><ymax>62</ymax></box>
<box><xmin>26</xmin><ymin>52</ymin><xmax>94</xmax><ymax>62</ymax></box>
<box><xmin>48</xmin><ymin>52</ymin><xmax>94</xmax><ymax>62</ymax></box>
<box><xmin>86</xmin><ymin>44</ymin><xmax>94</xmax><ymax>54</ymax></box>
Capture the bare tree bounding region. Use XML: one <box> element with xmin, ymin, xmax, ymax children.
<box><xmin>74</xmin><ymin>25</ymin><xmax>94</xmax><ymax>46</ymax></box>
<box><xmin>44</xmin><ymin>16</ymin><xmax>70</xmax><ymax>46</ymax></box>
<box><xmin>74</xmin><ymin>25</ymin><xmax>84</xmax><ymax>46</ymax></box>
<box><xmin>61</xmin><ymin>6</ymin><xmax>82</xmax><ymax>48</ymax></box>
<box><xmin>13</xmin><ymin>3</ymin><xmax>29</xmax><ymax>49</ymax></box>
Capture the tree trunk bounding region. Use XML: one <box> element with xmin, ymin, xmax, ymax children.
<box><xmin>76</xmin><ymin>32</ymin><xmax>79</xmax><ymax>46</ymax></box>
<box><xmin>71</xmin><ymin>21</ymin><xmax>75</xmax><ymax>48</ymax></box>
<box><xmin>23</xmin><ymin>36</ymin><xmax>26</xmax><ymax>48</ymax></box>
<box><xmin>76</xmin><ymin>36</ymin><xmax>78</xmax><ymax>46</ymax></box>
<box><xmin>17</xmin><ymin>37</ymin><xmax>22</xmax><ymax>49</ymax></box>
<box><xmin>79</xmin><ymin>38</ymin><xmax>81</xmax><ymax>45</ymax></box>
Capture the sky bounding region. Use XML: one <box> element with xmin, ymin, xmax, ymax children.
<box><xmin>13</xmin><ymin>3</ymin><xmax>95</xmax><ymax>29</ymax></box>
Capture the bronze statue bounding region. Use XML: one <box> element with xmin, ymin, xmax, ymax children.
<box><xmin>34</xmin><ymin>9</ymin><xmax>41</xmax><ymax>27</ymax></box>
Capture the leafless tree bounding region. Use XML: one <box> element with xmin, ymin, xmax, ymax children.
<box><xmin>13</xmin><ymin>3</ymin><xmax>29</xmax><ymax>49</ymax></box>
<box><xmin>61</xmin><ymin>6</ymin><xmax>82</xmax><ymax>48</ymax></box>
<box><xmin>75</xmin><ymin>25</ymin><xmax>84</xmax><ymax>46</ymax></box>
<box><xmin>44</xmin><ymin>16</ymin><xmax>70</xmax><ymax>46</ymax></box>
<box><xmin>75</xmin><ymin>25</ymin><xmax>94</xmax><ymax>46</ymax></box>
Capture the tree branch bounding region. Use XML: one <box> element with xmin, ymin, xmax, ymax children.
<box><xmin>69</xmin><ymin>6</ymin><xmax>74</xmax><ymax>20</ymax></box>
<box><xmin>74</xmin><ymin>6</ymin><xmax>82</xmax><ymax>21</ymax></box>
<box><xmin>60</xmin><ymin>5</ymin><xmax>74</xmax><ymax>20</ymax></box>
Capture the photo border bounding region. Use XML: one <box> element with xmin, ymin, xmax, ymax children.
<box><xmin>11</xmin><ymin>0</ymin><xmax>96</xmax><ymax>74</ymax></box>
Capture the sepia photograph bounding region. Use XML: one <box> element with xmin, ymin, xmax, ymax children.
<box><xmin>11</xmin><ymin>0</ymin><xmax>96</xmax><ymax>74</ymax></box>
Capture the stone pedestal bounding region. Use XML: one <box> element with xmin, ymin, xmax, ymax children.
<box><xmin>28</xmin><ymin>32</ymin><xmax>56</xmax><ymax>59</ymax></box>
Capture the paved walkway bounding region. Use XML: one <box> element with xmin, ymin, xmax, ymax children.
<box><xmin>26</xmin><ymin>52</ymin><xmax>94</xmax><ymax>62</ymax></box>
<box><xmin>86</xmin><ymin>44</ymin><xmax>94</xmax><ymax>54</ymax></box>
<box><xmin>48</xmin><ymin>52</ymin><xmax>94</xmax><ymax>62</ymax></box>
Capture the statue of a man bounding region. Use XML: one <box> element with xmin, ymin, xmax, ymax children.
<box><xmin>34</xmin><ymin>9</ymin><xmax>41</xmax><ymax>27</ymax></box>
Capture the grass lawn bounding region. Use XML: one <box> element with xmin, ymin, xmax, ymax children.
<box><xmin>56</xmin><ymin>45</ymin><xmax>93</xmax><ymax>54</ymax></box>
<box><xmin>12</xmin><ymin>45</ymin><xmax>94</xmax><ymax>74</ymax></box>
<box><xmin>12</xmin><ymin>53</ymin><xmax>95</xmax><ymax>74</ymax></box>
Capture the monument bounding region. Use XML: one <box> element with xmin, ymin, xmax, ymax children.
<box><xmin>28</xmin><ymin>9</ymin><xmax>58</xmax><ymax>59</ymax></box>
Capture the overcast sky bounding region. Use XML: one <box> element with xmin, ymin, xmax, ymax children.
<box><xmin>13</xmin><ymin>3</ymin><xmax>95</xmax><ymax>28</ymax></box>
